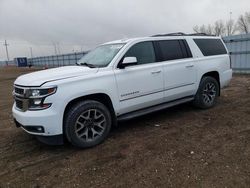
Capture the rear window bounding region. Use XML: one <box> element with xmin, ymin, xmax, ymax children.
<box><xmin>194</xmin><ymin>39</ymin><xmax>227</xmax><ymax>56</ymax></box>
<box><xmin>157</xmin><ymin>40</ymin><xmax>192</xmax><ymax>61</ymax></box>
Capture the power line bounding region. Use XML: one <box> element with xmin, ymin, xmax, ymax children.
<box><xmin>3</xmin><ymin>40</ymin><xmax>10</xmax><ymax>65</ymax></box>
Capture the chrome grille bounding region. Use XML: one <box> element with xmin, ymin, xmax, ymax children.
<box><xmin>14</xmin><ymin>87</ymin><xmax>24</xmax><ymax>95</ymax></box>
<box><xmin>15</xmin><ymin>98</ymin><xmax>23</xmax><ymax>109</ymax></box>
<box><xmin>13</xmin><ymin>86</ymin><xmax>28</xmax><ymax>111</ymax></box>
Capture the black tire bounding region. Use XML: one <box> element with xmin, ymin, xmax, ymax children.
<box><xmin>193</xmin><ymin>76</ymin><xmax>220</xmax><ymax>109</ymax></box>
<box><xmin>64</xmin><ymin>100</ymin><xmax>112</xmax><ymax>148</ymax></box>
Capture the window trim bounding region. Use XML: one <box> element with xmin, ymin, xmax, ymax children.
<box><xmin>117</xmin><ymin>41</ymin><xmax>158</xmax><ymax>68</ymax></box>
<box><xmin>116</xmin><ymin>39</ymin><xmax>193</xmax><ymax>69</ymax></box>
<box><xmin>193</xmin><ymin>38</ymin><xmax>227</xmax><ymax>57</ymax></box>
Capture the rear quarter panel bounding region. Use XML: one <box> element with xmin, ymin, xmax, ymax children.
<box><xmin>186</xmin><ymin>37</ymin><xmax>232</xmax><ymax>91</ymax></box>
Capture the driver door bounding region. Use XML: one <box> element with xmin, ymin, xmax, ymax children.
<box><xmin>114</xmin><ymin>41</ymin><xmax>164</xmax><ymax>115</ymax></box>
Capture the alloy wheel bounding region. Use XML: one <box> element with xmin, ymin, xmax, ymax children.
<box><xmin>202</xmin><ymin>82</ymin><xmax>217</xmax><ymax>105</ymax></box>
<box><xmin>74</xmin><ymin>109</ymin><xmax>106</xmax><ymax>142</ymax></box>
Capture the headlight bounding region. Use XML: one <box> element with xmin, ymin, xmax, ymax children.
<box><xmin>29</xmin><ymin>87</ymin><xmax>57</xmax><ymax>98</ymax></box>
<box><xmin>27</xmin><ymin>86</ymin><xmax>57</xmax><ymax>110</ymax></box>
<box><xmin>31</xmin><ymin>89</ymin><xmax>40</xmax><ymax>97</ymax></box>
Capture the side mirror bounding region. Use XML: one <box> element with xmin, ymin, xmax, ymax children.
<box><xmin>119</xmin><ymin>57</ymin><xmax>137</xmax><ymax>68</ymax></box>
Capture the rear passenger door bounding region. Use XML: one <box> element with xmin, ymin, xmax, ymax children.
<box><xmin>156</xmin><ymin>39</ymin><xmax>197</xmax><ymax>101</ymax></box>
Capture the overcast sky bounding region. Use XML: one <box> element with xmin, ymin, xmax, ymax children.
<box><xmin>0</xmin><ymin>0</ymin><xmax>249</xmax><ymax>60</ymax></box>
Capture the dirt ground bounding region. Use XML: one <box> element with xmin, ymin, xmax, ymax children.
<box><xmin>0</xmin><ymin>67</ymin><xmax>250</xmax><ymax>188</ymax></box>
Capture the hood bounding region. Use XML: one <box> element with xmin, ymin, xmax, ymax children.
<box><xmin>14</xmin><ymin>66</ymin><xmax>99</xmax><ymax>86</ymax></box>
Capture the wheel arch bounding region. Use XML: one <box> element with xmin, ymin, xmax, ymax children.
<box><xmin>201</xmin><ymin>71</ymin><xmax>220</xmax><ymax>95</ymax></box>
<box><xmin>63</xmin><ymin>93</ymin><xmax>117</xmax><ymax>133</ymax></box>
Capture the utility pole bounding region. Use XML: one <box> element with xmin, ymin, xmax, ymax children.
<box><xmin>3</xmin><ymin>40</ymin><xmax>10</xmax><ymax>66</ymax></box>
<box><xmin>29</xmin><ymin>47</ymin><xmax>33</xmax><ymax>67</ymax></box>
<box><xmin>30</xmin><ymin>47</ymin><xmax>33</xmax><ymax>58</ymax></box>
<box><xmin>52</xmin><ymin>42</ymin><xmax>57</xmax><ymax>55</ymax></box>
<box><xmin>57</xmin><ymin>43</ymin><xmax>61</xmax><ymax>55</ymax></box>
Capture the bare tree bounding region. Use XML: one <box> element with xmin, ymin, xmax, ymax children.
<box><xmin>237</xmin><ymin>13</ymin><xmax>249</xmax><ymax>34</ymax></box>
<box><xmin>226</xmin><ymin>19</ymin><xmax>237</xmax><ymax>36</ymax></box>
<box><xmin>199</xmin><ymin>25</ymin><xmax>207</xmax><ymax>33</ymax></box>
<box><xmin>193</xmin><ymin>11</ymin><xmax>250</xmax><ymax>36</ymax></box>
<box><xmin>206</xmin><ymin>24</ymin><xmax>214</xmax><ymax>35</ymax></box>
<box><xmin>193</xmin><ymin>21</ymin><xmax>226</xmax><ymax>36</ymax></box>
<box><xmin>193</xmin><ymin>25</ymin><xmax>206</xmax><ymax>33</ymax></box>
<box><xmin>193</xmin><ymin>24</ymin><xmax>214</xmax><ymax>35</ymax></box>
<box><xmin>214</xmin><ymin>20</ymin><xmax>226</xmax><ymax>36</ymax></box>
<box><xmin>246</xmin><ymin>12</ymin><xmax>250</xmax><ymax>25</ymax></box>
<box><xmin>193</xmin><ymin>25</ymin><xmax>200</xmax><ymax>33</ymax></box>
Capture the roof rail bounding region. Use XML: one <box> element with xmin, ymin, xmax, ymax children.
<box><xmin>189</xmin><ymin>33</ymin><xmax>216</xmax><ymax>36</ymax></box>
<box><xmin>151</xmin><ymin>32</ymin><xmax>216</xmax><ymax>37</ymax></box>
<box><xmin>151</xmin><ymin>32</ymin><xmax>186</xmax><ymax>37</ymax></box>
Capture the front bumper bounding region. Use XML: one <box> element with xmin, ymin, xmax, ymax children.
<box><xmin>14</xmin><ymin>119</ymin><xmax>63</xmax><ymax>145</ymax></box>
<box><xmin>12</xmin><ymin>104</ymin><xmax>63</xmax><ymax>136</ymax></box>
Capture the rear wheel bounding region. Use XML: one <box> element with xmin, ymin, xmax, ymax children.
<box><xmin>193</xmin><ymin>76</ymin><xmax>219</xmax><ymax>109</ymax></box>
<box><xmin>65</xmin><ymin>100</ymin><xmax>112</xmax><ymax>148</ymax></box>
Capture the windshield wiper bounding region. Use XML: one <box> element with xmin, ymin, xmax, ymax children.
<box><xmin>77</xmin><ymin>62</ymin><xmax>97</xmax><ymax>68</ymax></box>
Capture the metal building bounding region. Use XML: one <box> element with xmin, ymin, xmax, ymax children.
<box><xmin>223</xmin><ymin>34</ymin><xmax>250</xmax><ymax>73</ymax></box>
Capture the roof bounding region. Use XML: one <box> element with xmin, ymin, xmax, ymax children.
<box><xmin>103</xmin><ymin>33</ymin><xmax>221</xmax><ymax>45</ymax></box>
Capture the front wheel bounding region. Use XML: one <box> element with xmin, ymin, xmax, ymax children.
<box><xmin>64</xmin><ymin>100</ymin><xmax>112</xmax><ymax>148</ymax></box>
<box><xmin>193</xmin><ymin>76</ymin><xmax>219</xmax><ymax>109</ymax></box>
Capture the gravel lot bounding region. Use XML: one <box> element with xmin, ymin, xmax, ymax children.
<box><xmin>0</xmin><ymin>67</ymin><xmax>250</xmax><ymax>188</ymax></box>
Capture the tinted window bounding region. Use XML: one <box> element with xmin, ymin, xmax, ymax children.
<box><xmin>157</xmin><ymin>40</ymin><xmax>192</xmax><ymax>61</ymax></box>
<box><xmin>124</xmin><ymin>42</ymin><xmax>156</xmax><ymax>64</ymax></box>
<box><xmin>180</xmin><ymin>40</ymin><xmax>192</xmax><ymax>58</ymax></box>
<box><xmin>194</xmin><ymin>39</ymin><xmax>227</xmax><ymax>56</ymax></box>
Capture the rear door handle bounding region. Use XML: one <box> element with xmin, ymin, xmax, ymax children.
<box><xmin>151</xmin><ymin>70</ymin><xmax>162</xmax><ymax>74</ymax></box>
<box><xmin>185</xmin><ymin>64</ymin><xmax>194</xmax><ymax>68</ymax></box>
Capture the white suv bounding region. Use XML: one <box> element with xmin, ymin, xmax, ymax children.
<box><xmin>12</xmin><ymin>33</ymin><xmax>232</xmax><ymax>148</ymax></box>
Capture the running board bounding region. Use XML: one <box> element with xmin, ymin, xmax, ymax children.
<box><xmin>117</xmin><ymin>96</ymin><xmax>194</xmax><ymax>121</ymax></box>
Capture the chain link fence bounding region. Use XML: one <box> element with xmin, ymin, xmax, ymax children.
<box><xmin>0</xmin><ymin>51</ymin><xmax>87</xmax><ymax>67</ymax></box>
<box><xmin>28</xmin><ymin>52</ymin><xmax>87</xmax><ymax>67</ymax></box>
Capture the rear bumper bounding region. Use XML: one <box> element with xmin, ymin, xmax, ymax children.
<box><xmin>220</xmin><ymin>69</ymin><xmax>233</xmax><ymax>88</ymax></box>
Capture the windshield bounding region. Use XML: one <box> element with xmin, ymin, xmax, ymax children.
<box><xmin>77</xmin><ymin>43</ymin><xmax>125</xmax><ymax>67</ymax></box>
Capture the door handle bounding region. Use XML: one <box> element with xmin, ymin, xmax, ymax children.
<box><xmin>185</xmin><ymin>64</ymin><xmax>194</xmax><ymax>68</ymax></box>
<box><xmin>151</xmin><ymin>70</ymin><xmax>162</xmax><ymax>74</ymax></box>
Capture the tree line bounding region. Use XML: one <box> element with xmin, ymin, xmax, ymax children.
<box><xmin>193</xmin><ymin>12</ymin><xmax>250</xmax><ymax>36</ymax></box>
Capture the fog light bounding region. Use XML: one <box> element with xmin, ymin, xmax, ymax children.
<box><xmin>23</xmin><ymin>126</ymin><xmax>45</xmax><ymax>133</ymax></box>
<box><xmin>33</xmin><ymin>99</ymin><xmax>42</xmax><ymax>105</ymax></box>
